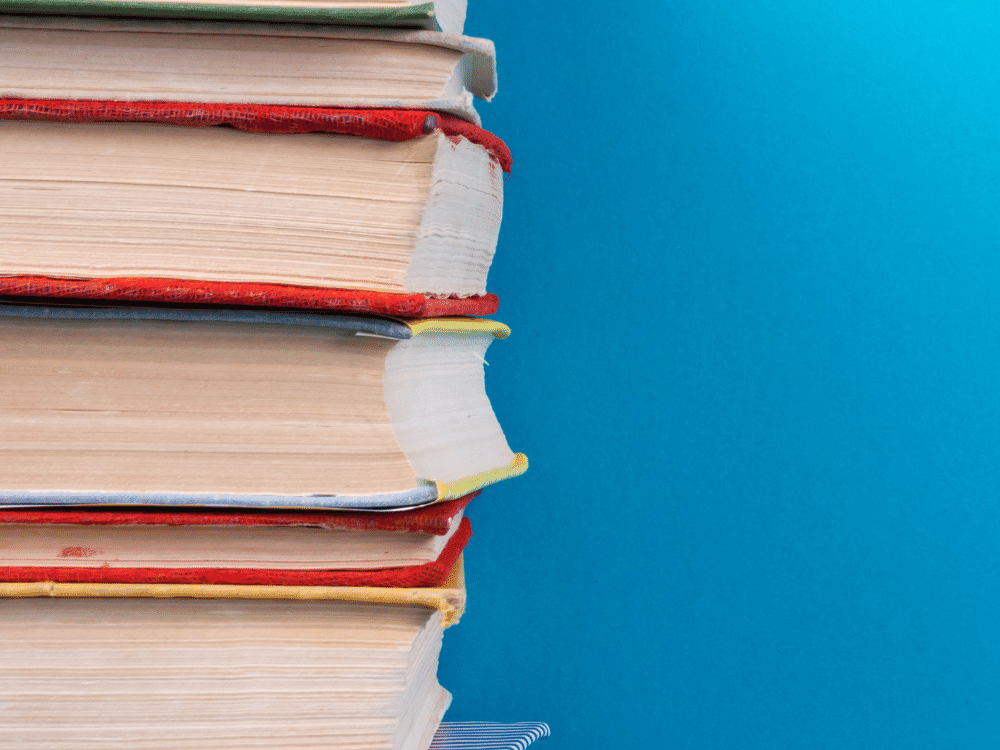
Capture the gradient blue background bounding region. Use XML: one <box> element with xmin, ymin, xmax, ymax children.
<box><xmin>439</xmin><ymin>2</ymin><xmax>1000</xmax><ymax>747</ymax></box>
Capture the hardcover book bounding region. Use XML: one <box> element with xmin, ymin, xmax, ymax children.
<box><xmin>0</xmin><ymin>0</ymin><xmax>468</xmax><ymax>34</ymax></box>
<box><xmin>0</xmin><ymin>564</ymin><xmax>466</xmax><ymax>749</ymax></box>
<box><xmin>0</xmin><ymin>16</ymin><xmax>496</xmax><ymax>122</ymax></box>
<box><xmin>0</xmin><ymin>104</ymin><xmax>510</xmax><ymax>316</ymax></box>
<box><xmin>0</xmin><ymin>304</ymin><xmax>526</xmax><ymax>510</ymax></box>
<box><xmin>0</xmin><ymin>494</ymin><xmax>475</xmax><ymax>587</ymax></box>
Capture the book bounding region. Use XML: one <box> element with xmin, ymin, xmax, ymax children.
<box><xmin>0</xmin><ymin>493</ymin><xmax>475</xmax><ymax>587</ymax></box>
<box><xmin>0</xmin><ymin>104</ymin><xmax>510</xmax><ymax>315</ymax></box>
<box><xmin>0</xmin><ymin>563</ymin><xmax>466</xmax><ymax>749</ymax></box>
<box><xmin>0</xmin><ymin>303</ymin><xmax>526</xmax><ymax>510</ymax></box>
<box><xmin>0</xmin><ymin>0</ymin><xmax>468</xmax><ymax>35</ymax></box>
<box><xmin>429</xmin><ymin>723</ymin><xmax>552</xmax><ymax>750</ymax></box>
<box><xmin>0</xmin><ymin>15</ymin><xmax>496</xmax><ymax>123</ymax></box>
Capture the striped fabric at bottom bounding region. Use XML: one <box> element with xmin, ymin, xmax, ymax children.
<box><xmin>429</xmin><ymin>722</ymin><xmax>551</xmax><ymax>750</ymax></box>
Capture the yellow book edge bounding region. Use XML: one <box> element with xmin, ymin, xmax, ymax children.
<box><xmin>436</xmin><ymin>453</ymin><xmax>528</xmax><ymax>500</ymax></box>
<box><xmin>0</xmin><ymin>556</ymin><xmax>468</xmax><ymax>627</ymax></box>
<box><xmin>406</xmin><ymin>317</ymin><xmax>511</xmax><ymax>340</ymax></box>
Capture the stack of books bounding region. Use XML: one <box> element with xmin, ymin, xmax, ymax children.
<box><xmin>0</xmin><ymin>1</ymin><xmax>547</xmax><ymax>748</ymax></box>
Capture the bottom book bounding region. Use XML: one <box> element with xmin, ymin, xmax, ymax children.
<box><xmin>0</xmin><ymin>564</ymin><xmax>467</xmax><ymax>750</ymax></box>
<box><xmin>429</xmin><ymin>723</ymin><xmax>552</xmax><ymax>749</ymax></box>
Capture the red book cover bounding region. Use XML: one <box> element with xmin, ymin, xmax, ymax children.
<box><xmin>0</xmin><ymin>494</ymin><xmax>476</xmax><ymax>588</ymax></box>
<box><xmin>0</xmin><ymin>100</ymin><xmax>511</xmax><ymax>318</ymax></box>
<box><xmin>0</xmin><ymin>493</ymin><xmax>476</xmax><ymax>533</ymax></box>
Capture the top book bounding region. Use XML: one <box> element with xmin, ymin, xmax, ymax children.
<box><xmin>0</xmin><ymin>16</ymin><xmax>495</xmax><ymax>124</ymax></box>
<box><xmin>0</xmin><ymin>0</ymin><xmax>468</xmax><ymax>34</ymax></box>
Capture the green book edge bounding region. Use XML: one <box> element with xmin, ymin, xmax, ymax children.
<box><xmin>0</xmin><ymin>1</ymin><xmax>438</xmax><ymax>28</ymax></box>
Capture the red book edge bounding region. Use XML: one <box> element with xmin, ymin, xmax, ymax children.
<box><xmin>0</xmin><ymin>277</ymin><xmax>499</xmax><ymax>317</ymax></box>
<box><xmin>0</xmin><ymin>100</ymin><xmax>513</xmax><ymax>172</ymax></box>
<box><xmin>0</xmin><ymin>518</ymin><xmax>472</xmax><ymax>588</ymax></box>
<box><xmin>0</xmin><ymin>492</ymin><xmax>478</xmax><ymax>535</ymax></box>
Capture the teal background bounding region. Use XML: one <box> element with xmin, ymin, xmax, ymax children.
<box><xmin>440</xmin><ymin>2</ymin><xmax>1000</xmax><ymax>748</ymax></box>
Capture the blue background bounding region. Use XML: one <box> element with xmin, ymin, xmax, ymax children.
<box><xmin>440</xmin><ymin>2</ymin><xmax>1000</xmax><ymax>748</ymax></box>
